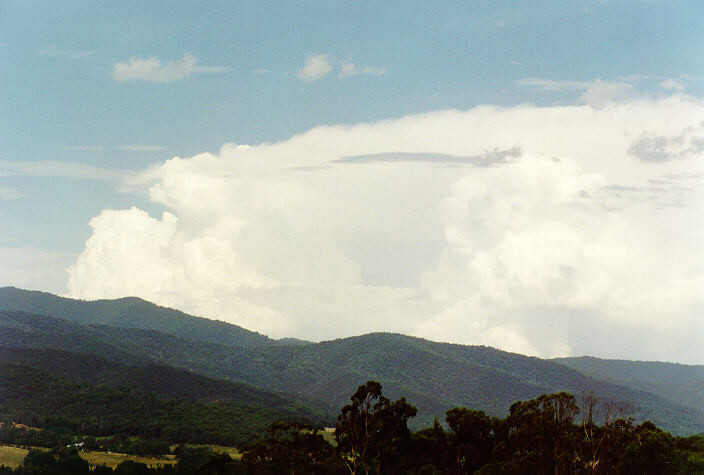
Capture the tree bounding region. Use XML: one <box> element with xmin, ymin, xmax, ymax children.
<box><xmin>445</xmin><ymin>407</ymin><xmax>494</xmax><ymax>473</ymax></box>
<box><xmin>499</xmin><ymin>392</ymin><xmax>580</xmax><ymax>474</ymax></box>
<box><xmin>335</xmin><ymin>381</ymin><xmax>417</xmax><ymax>474</ymax></box>
<box><xmin>242</xmin><ymin>421</ymin><xmax>337</xmax><ymax>474</ymax></box>
<box><xmin>579</xmin><ymin>391</ymin><xmax>633</xmax><ymax>474</ymax></box>
<box><xmin>409</xmin><ymin>418</ymin><xmax>450</xmax><ymax>473</ymax></box>
<box><xmin>619</xmin><ymin>422</ymin><xmax>675</xmax><ymax>475</ymax></box>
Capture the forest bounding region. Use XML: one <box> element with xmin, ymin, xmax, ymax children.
<box><xmin>1</xmin><ymin>380</ymin><xmax>703</xmax><ymax>474</ymax></box>
<box><xmin>1</xmin><ymin>293</ymin><xmax>703</xmax><ymax>473</ymax></box>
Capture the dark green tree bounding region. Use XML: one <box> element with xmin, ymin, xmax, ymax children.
<box><xmin>619</xmin><ymin>422</ymin><xmax>676</xmax><ymax>475</ymax></box>
<box><xmin>497</xmin><ymin>392</ymin><xmax>580</xmax><ymax>474</ymax></box>
<box><xmin>335</xmin><ymin>381</ymin><xmax>417</xmax><ymax>474</ymax></box>
<box><xmin>242</xmin><ymin>421</ymin><xmax>337</xmax><ymax>474</ymax></box>
<box><xmin>445</xmin><ymin>407</ymin><xmax>494</xmax><ymax>473</ymax></box>
<box><xmin>114</xmin><ymin>460</ymin><xmax>151</xmax><ymax>475</ymax></box>
<box><xmin>409</xmin><ymin>418</ymin><xmax>450</xmax><ymax>473</ymax></box>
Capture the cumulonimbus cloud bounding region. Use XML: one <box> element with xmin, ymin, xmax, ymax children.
<box><xmin>67</xmin><ymin>95</ymin><xmax>704</xmax><ymax>363</ymax></box>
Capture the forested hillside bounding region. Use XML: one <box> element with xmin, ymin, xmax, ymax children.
<box><xmin>0</xmin><ymin>347</ymin><xmax>317</xmax><ymax>412</ymax></box>
<box><xmin>0</xmin><ymin>287</ymin><xmax>274</xmax><ymax>347</ymax></box>
<box><xmin>2</xmin><ymin>307</ymin><xmax>702</xmax><ymax>435</ymax></box>
<box><xmin>0</xmin><ymin>363</ymin><xmax>321</xmax><ymax>447</ymax></box>
<box><xmin>554</xmin><ymin>356</ymin><xmax>704</xmax><ymax>412</ymax></box>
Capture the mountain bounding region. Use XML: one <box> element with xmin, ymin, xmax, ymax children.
<box><xmin>0</xmin><ymin>346</ymin><xmax>318</xmax><ymax>412</ymax></box>
<box><xmin>0</xmin><ymin>362</ymin><xmax>322</xmax><ymax>446</ymax></box>
<box><xmin>2</xmin><ymin>306</ymin><xmax>703</xmax><ymax>435</ymax></box>
<box><xmin>0</xmin><ymin>310</ymin><xmax>336</xmax><ymax>415</ymax></box>
<box><xmin>0</xmin><ymin>286</ymin><xmax>274</xmax><ymax>347</ymax></box>
<box><xmin>216</xmin><ymin>332</ymin><xmax>704</xmax><ymax>434</ymax></box>
<box><xmin>554</xmin><ymin>356</ymin><xmax>704</xmax><ymax>413</ymax></box>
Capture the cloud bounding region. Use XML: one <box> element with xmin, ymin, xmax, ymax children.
<box><xmin>338</xmin><ymin>62</ymin><xmax>387</xmax><ymax>79</ymax></box>
<box><xmin>0</xmin><ymin>247</ymin><xmax>74</xmax><ymax>292</ymax></box>
<box><xmin>65</xmin><ymin>146</ymin><xmax>104</xmax><ymax>152</ymax></box>
<box><xmin>38</xmin><ymin>46</ymin><xmax>94</xmax><ymax>59</ymax></box>
<box><xmin>0</xmin><ymin>161</ymin><xmax>131</xmax><ymax>180</ymax></box>
<box><xmin>335</xmin><ymin>146</ymin><xmax>522</xmax><ymax>165</ymax></box>
<box><xmin>518</xmin><ymin>77</ymin><xmax>633</xmax><ymax>107</ymax></box>
<box><xmin>516</xmin><ymin>77</ymin><xmax>590</xmax><ymax>92</ymax></box>
<box><xmin>66</xmin><ymin>145</ymin><xmax>165</xmax><ymax>152</ymax></box>
<box><xmin>296</xmin><ymin>54</ymin><xmax>332</xmax><ymax>81</ymax></box>
<box><xmin>576</xmin><ymin>80</ymin><xmax>633</xmax><ymax>108</ymax></box>
<box><xmin>120</xmin><ymin>145</ymin><xmax>166</xmax><ymax>151</ymax></box>
<box><xmin>0</xmin><ymin>186</ymin><xmax>29</xmax><ymax>200</ymax></box>
<box><xmin>112</xmin><ymin>54</ymin><xmax>228</xmax><ymax>82</ymax></box>
<box><xmin>628</xmin><ymin>124</ymin><xmax>704</xmax><ymax>163</ymax></box>
<box><xmin>661</xmin><ymin>78</ymin><xmax>686</xmax><ymax>91</ymax></box>
<box><xmin>68</xmin><ymin>95</ymin><xmax>704</xmax><ymax>363</ymax></box>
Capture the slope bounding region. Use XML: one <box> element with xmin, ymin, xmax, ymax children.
<box><xmin>554</xmin><ymin>356</ymin><xmax>704</xmax><ymax>412</ymax></box>
<box><xmin>0</xmin><ymin>286</ymin><xmax>274</xmax><ymax>347</ymax></box>
<box><xmin>0</xmin><ymin>363</ymin><xmax>321</xmax><ymax>446</ymax></box>
<box><xmin>3</xmin><ymin>309</ymin><xmax>702</xmax><ymax>435</ymax></box>
<box><xmin>219</xmin><ymin>333</ymin><xmax>704</xmax><ymax>434</ymax></box>
<box><xmin>0</xmin><ymin>346</ymin><xmax>315</xmax><ymax>411</ymax></box>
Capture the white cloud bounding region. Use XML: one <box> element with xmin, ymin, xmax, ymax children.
<box><xmin>518</xmin><ymin>77</ymin><xmax>633</xmax><ymax>107</ymax></box>
<box><xmin>0</xmin><ymin>247</ymin><xmax>73</xmax><ymax>292</ymax></box>
<box><xmin>0</xmin><ymin>186</ymin><xmax>29</xmax><ymax>200</ymax></box>
<box><xmin>65</xmin><ymin>146</ymin><xmax>104</xmax><ymax>152</ymax></box>
<box><xmin>0</xmin><ymin>160</ymin><xmax>131</xmax><ymax>180</ymax></box>
<box><xmin>628</xmin><ymin>124</ymin><xmax>704</xmax><ymax>163</ymax></box>
<box><xmin>120</xmin><ymin>145</ymin><xmax>166</xmax><ymax>151</ymax></box>
<box><xmin>661</xmin><ymin>78</ymin><xmax>686</xmax><ymax>91</ymax></box>
<box><xmin>296</xmin><ymin>54</ymin><xmax>332</xmax><ymax>81</ymax></box>
<box><xmin>68</xmin><ymin>95</ymin><xmax>704</xmax><ymax>362</ymax></box>
<box><xmin>112</xmin><ymin>54</ymin><xmax>228</xmax><ymax>82</ymax></box>
<box><xmin>39</xmin><ymin>46</ymin><xmax>94</xmax><ymax>59</ymax></box>
<box><xmin>338</xmin><ymin>62</ymin><xmax>386</xmax><ymax>79</ymax></box>
<box><xmin>516</xmin><ymin>77</ymin><xmax>590</xmax><ymax>91</ymax></box>
<box><xmin>576</xmin><ymin>80</ymin><xmax>633</xmax><ymax>108</ymax></box>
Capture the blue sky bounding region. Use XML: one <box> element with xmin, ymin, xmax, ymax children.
<box><xmin>1</xmin><ymin>1</ymin><xmax>703</xmax><ymax>362</ymax></box>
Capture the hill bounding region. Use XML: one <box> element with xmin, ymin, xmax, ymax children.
<box><xmin>553</xmin><ymin>356</ymin><xmax>704</xmax><ymax>413</ymax></box>
<box><xmin>2</xmin><ymin>308</ymin><xmax>702</xmax><ymax>435</ymax></box>
<box><xmin>0</xmin><ymin>286</ymin><xmax>274</xmax><ymax>347</ymax></box>
<box><xmin>217</xmin><ymin>332</ymin><xmax>704</xmax><ymax>434</ymax></box>
<box><xmin>0</xmin><ymin>310</ymin><xmax>335</xmax><ymax>415</ymax></box>
<box><xmin>0</xmin><ymin>362</ymin><xmax>321</xmax><ymax>446</ymax></box>
<box><xmin>0</xmin><ymin>346</ymin><xmax>317</xmax><ymax>412</ymax></box>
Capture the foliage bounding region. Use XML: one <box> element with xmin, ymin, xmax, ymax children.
<box><xmin>3</xmin><ymin>307</ymin><xmax>702</xmax><ymax>436</ymax></box>
<box><xmin>2</xmin><ymin>384</ymin><xmax>704</xmax><ymax>474</ymax></box>
<box><xmin>0</xmin><ymin>287</ymin><xmax>273</xmax><ymax>348</ymax></box>
<box><xmin>554</xmin><ymin>356</ymin><xmax>704</xmax><ymax>413</ymax></box>
<box><xmin>242</xmin><ymin>422</ymin><xmax>339</xmax><ymax>474</ymax></box>
<box><xmin>0</xmin><ymin>363</ymin><xmax>315</xmax><ymax>447</ymax></box>
<box><xmin>335</xmin><ymin>381</ymin><xmax>417</xmax><ymax>474</ymax></box>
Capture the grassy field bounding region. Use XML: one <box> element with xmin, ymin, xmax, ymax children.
<box><xmin>171</xmin><ymin>443</ymin><xmax>241</xmax><ymax>460</ymax></box>
<box><xmin>0</xmin><ymin>445</ymin><xmax>29</xmax><ymax>469</ymax></box>
<box><xmin>321</xmin><ymin>427</ymin><xmax>337</xmax><ymax>446</ymax></box>
<box><xmin>1</xmin><ymin>443</ymin><xmax>242</xmax><ymax>469</ymax></box>
<box><xmin>80</xmin><ymin>451</ymin><xmax>177</xmax><ymax>469</ymax></box>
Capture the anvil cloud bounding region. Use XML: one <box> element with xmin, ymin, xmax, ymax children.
<box><xmin>68</xmin><ymin>96</ymin><xmax>704</xmax><ymax>363</ymax></box>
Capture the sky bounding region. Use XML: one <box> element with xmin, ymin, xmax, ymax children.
<box><xmin>1</xmin><ymin>1</ymin><xmax>703</xmax><ymax>363</ymax></box>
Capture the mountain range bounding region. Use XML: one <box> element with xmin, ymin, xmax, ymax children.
<box><xmin>1</xmin><ymin>286</ymin><xmax>702</xmax><ymax>436</ymax></box>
